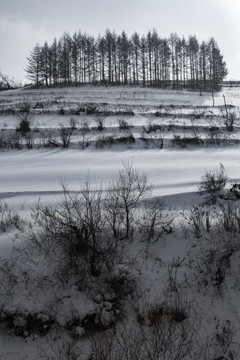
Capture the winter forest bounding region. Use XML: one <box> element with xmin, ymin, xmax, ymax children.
<box><xmin>25</xmin><ymin>29</ymin><xmax>228</xmax><ymax>90</ymax></box>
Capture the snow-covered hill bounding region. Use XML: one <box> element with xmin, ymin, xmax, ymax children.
<box><xmin>0</xmin><ymin>86</ymin><xmax>240</xmax><ymax>359</ymax></box>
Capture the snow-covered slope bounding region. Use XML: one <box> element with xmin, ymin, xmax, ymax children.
<box><xmin>0</xmin><ymin>85</ymin><xmax>240</xmax><ymax>359</ymax></box>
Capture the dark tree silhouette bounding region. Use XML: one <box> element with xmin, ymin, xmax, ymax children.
<box><xmin>25</xmin><ymin>30</ymin><xmax>228</xmax><ymax>90</ymax></box>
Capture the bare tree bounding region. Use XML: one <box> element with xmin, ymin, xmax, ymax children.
<box><xmin>58</xmin><ymin>120</ymin><xmax>74</xmax><ymax>148</ymax></box>
<box><xmin>107</xmin><ymin>162</ymin><xmax>152</xmax><ymax>239</ymax></box>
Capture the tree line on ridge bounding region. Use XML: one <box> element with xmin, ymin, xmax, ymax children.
<box><xmin>25</xmin><ymin>29</ymin><xmax>228</xmax><ymax>90</ymax></box>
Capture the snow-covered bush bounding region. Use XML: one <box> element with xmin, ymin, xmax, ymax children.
<box><xmin>198</xmin><ymin>163</ymin><xmax>228</xmax><ymax>204</ymax></box>
<box><xmin>0</xmin><ymin>164</ymin><xmax>156</xmax><ymax>338</ymax></box>
<box><xmin>27</xmin><ymin>182</ymin><xmax>123</xmax><ymax>278</ymax></box>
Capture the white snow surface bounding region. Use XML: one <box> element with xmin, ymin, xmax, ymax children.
<box><xmin>0</xmin><ymin>85</ymin><xmax>240</xmax><ymax>359</ymax></box>
<box><xmin>1</xmin><ymin>147</ymin><xmax>240</xmax><ymax>198</ymax></box>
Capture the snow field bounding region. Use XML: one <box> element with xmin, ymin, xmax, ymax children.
<box><xmin>0</xmin><ymin>86</ymin><xmax>240</xmax><ymax>359</ymax></box>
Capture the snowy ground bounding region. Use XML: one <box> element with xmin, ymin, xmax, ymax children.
<box><xmin>0</xmin><ymin>85</ymin><xmax>240</xmax><ymax>359</ymax></box>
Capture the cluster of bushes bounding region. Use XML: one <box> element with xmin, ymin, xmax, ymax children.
<box><xmin>0</xmin><ymin>98</ymin><xmax>239</xmax><ymax>151</ymax></box>
<box><xmin>95</xmin><ymin>131</ymin><xmax>136</xmax><ymax>149</ymax></box>
<box><xmin>0</xmin><ymin>163</ymin><xmax>240</xmax><ymax>358</ymax></box>
<box><xmin>0</xmin><ymin>164</ymin><xmax>173</xmax><ymax>337</ymax></box>
<box><xmin>172</xmin><ymin>134</ymin><xmax>204</xmax><ymax>147</ymax></box>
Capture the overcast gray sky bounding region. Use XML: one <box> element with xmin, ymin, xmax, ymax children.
<box><xmin>0</xmin><ymin>0</ymin><xmax>239</xmax><ymax>83</ymax></box>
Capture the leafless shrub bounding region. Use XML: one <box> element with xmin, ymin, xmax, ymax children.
<box><xmin>218</xmin><ymin>202</ymin><xmax>240</xmax><ymax>234</ymax></box>
<box><xmin>0</xmin><ymin>200</ymin><xmax>22</xmax><ymax>232</ymax></box>
<box><xmin>214</xmin><ymin>321</ymin><xmax>234</xmax><ymax>357</ymax></box>
<box><xmin>212</xmin><ymin>202</ymin><xmax>240</xmax><ymax>251</ymax></box>
<box><xmin>79</xmin><ymin>119</ymin><xmax>90</xmax><ymax>133</ymax></box>
<box><xmin>90</xmin><ymin>329</ymin><xmax>116</xmax><ymax>360</ymax></box>
<box><xmin>85</xmin><ymin>103</ymin><xmax>98</xmax><ymax>115</ymax></box>
<box><xmin>24</xmin><ymin>163</ymin><xmax>152</xmax><ymax>282</ymax></box>
<box><xmin>164</xmin><ymin>264</ymin><xmax>189</xmax><ymax>321</ymax></box>
<box><xmin>0</xmin><ymin>104</ymin><xmax>16</xmax><ymax>115</ymax></box>
<box><xmin>42</xmin><ymin>331</ymin><xmax>83</xmax><ymax>360</ymax></box>
<box><xmin>67</xmin><ymin>102</ymin><xmax>84</xmax><ymax>116</ymax></box>
<box><xmin>138</xmin><ymin>199</ymin><xmax>173</xmax><ymax>243</ymax></box>
<box><xmin>118</xmin><ymin>118</ymin><xmax>133</xmax><ymax>130</ymax></box>
<box><xmin>172</xmin><ymin>134</ymin><xmax>204</xmax><ymax>148</ymax></box>
<box><xmin>16</xmin><ymin>103</ymin><xmax>33</xmax><ymax>134</ymax></box>
<box><xmin>59</xmin><ymin>121</ymin><xmax>74</xmax><ymax>148</ymax></box>
<box><xmin>107</xmin><ymin>162</ymin><xmax>152</xmax><ymax>240</ymax></box>
<box><xmin>95</xmin><ymin>132</ymin><xmax>135</xmax><ymax>149</ymax></box>
<box><xmin>192</xmin><ymin>241</ymin><xmax>233</xmax><ymax>291</ymax></box>
<box><xmin>111</xmin><ymin>297</ymin><xmax>198</xmax><ymax>360</ymax></box>
<box><xmin>115</xmin><ymin>325</ymin><xmax>145</xmax><ymax>360</ymax></box>
<box><xmin>27</xmin><ymin>175</ymin><xmax>135</xmax><ymax>280</ymax></box>
<box><xmin>118</xmin><ymin>130</ymin><xmax>135</xmax><ymax>144</ymax></box>
<box><xmin>182</xmin><ymin>206</ymin><xmax>212</xmax><ymax>239</ymax></box>
<box><xmin>124</xmin><ymin>265</ymin><xmax>198</xmax><ymax>360</ymax></box>
<box><xmin>95</xmin><ymin>134</ymin><xmax>115</xmax><ymax>149</ymax></box>
<box><xmin>16</xmin><ymin>102</ymin><xmax>31</xmax><ymax>113</ymax></box>
<box><xmin>94</xmin><ymin>113</ymin><xmax>105</xmax><ymax>131</ymax></box>
<box><xmin>140</xmin><ymin>308</ymin><xmax>197</xmax><ymax>360</ymax></box>
<box><xmin>198</xmin><ymin>163</ymin><xmax>228</xmax><ymax>204</ymax></box>
<box><xmin>33</xmin><ymin>101</ymin><xmax>51</xmax><ymax>114</ymax></box>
